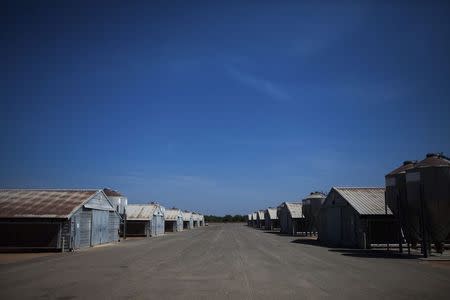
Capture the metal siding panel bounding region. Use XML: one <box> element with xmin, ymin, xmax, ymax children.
<box><xmin>158</xmin><ymin>215</ymin><xmax>164</xmax><ymax>235</ymax></box>
<box><xmin>84</xmin><ymin>193</ymin><xmax>114</xmax><ymax>211</ymax></box>
<box><xmin>102</xmin><ymin>210</ymin><xmax>109</xmax><ymax>243</ymax></box>
<box><xmin>91</xmin><ymin>210</ymin><xmax>100</xmax><ymax>246</ymax></box>
<box><xmin>108</xmin><ymin>211</ymin><xmax>119</xmax><ymax>242</ymax></box>
<box><xmin>150</xmin><ymin>217</ymin><xmax>156</xmax><ymax>236</ymax></box>
<box><xmin>79</xmin><ymin>208</ymin><xmax>92</xmax><ymax>248</ymax></box>
<box><xmin>72</xmin><ymin>213</ymin><xmax>81</xmax><ymax>250</ymax></box>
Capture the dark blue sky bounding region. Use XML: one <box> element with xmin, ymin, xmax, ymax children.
<box><xmin>1</xmin><ymin>1</ymin><xmax>449</xmax><ymax>215</ymax></box>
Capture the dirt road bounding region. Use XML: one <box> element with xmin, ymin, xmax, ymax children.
<box><xmin>1</xmin><ymin>223</ymin><xmax>449</xmax><ymax>299</ymax></box>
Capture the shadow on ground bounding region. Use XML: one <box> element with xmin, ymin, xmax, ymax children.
<box><xmin>263</xmin><ymin>231</ymin><xmax>292</xmax><ymax>236</ymax></box>
<box><xmin>263</xmin><ymin>231</ymin><xmax>316</xmax><ymax>238</ymax></box>
<box><xmin>290</xmin><ymin>238</ymin><xmax>330</xmax><ymax>248</ymax></box>
<box><xmin>290</xmin><ymin>239</ymin><xmax>421</xmax><ymax>259</ymax></box>
<box><xmin>328</xmin><ymin>249</ymin><xmax>420</xmax><ymax>259</ymax></box>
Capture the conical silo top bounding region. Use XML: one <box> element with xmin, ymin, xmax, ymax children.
<box><xmin>303</xmin><ymin>191</ymin><xmax>326</xmax><ymax>200</ymax></box>
<box><xmin>386</xmin><ymin>160</ymin><xmax>418</xmax><ymax>177</ymax></box>
<box><xmin>415</xmin><ymin>153</ymin><xmax>450</xmax><ymax>168</ymax></box>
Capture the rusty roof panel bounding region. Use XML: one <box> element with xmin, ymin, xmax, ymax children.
<box><xmin>0</xmin><ymin>189</ymin><xmax>98</xmax><ymax>219</ymax></box>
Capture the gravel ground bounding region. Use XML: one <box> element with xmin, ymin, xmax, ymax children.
<box><xmin>1</xmin><ymin>223</ymin><xmax>449</xmax><ymax>299</ymax></box>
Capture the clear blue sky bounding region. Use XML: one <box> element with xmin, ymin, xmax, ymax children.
<box><xmin>1</xmin><ymin>1</ymin><xmax>449</xmax><ymax>215</ymax></box>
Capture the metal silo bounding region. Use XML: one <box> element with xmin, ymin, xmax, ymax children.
<box><xmin>385</xmin><ymin>160</ymin><xmax>419</xmax><ymax>246</ymax></box>
<box><xmin>405</xmin><ymin>153</ymin><xmax>450</xmax><ymax>255</ymax></box>
<box><xmin>302</xmin><ymin>192</ymin><xmax>326</xmax><ymax>235</ymax></box>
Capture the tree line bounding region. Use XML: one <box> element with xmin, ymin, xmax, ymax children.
<box><xmin>204</xmin><ymin>214</ymin><xmax>247</xmax><ymax>223</ymax></box>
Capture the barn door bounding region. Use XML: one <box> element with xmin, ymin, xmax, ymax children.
<box><xmin>327</xmin><ymin>207</ymin><xmax>341</xmax><ymax>246</ymax></box>
<box><xmin>91</xmin><ymin>210</ymin><xmax>109</xmax><ymax>246</ymax></box>
<box><xmin>101</xmin><ymin>211</ymin><xmax>109</xmax><ymax>243</ymax></box>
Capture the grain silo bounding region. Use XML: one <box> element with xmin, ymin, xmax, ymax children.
<box><xmin>405</xmin><ymin>153</ymin><xmax>450</xmax><ymax>255</ymax></box>
<box><xmin>302</xmin><ymin>192</ymin><xmax>326</xmax><ymax>236</ymax></box>
<box><xmin>385</xmin><ymin>160</ymin><xmax>419</xmax><ymax>250</ymax></box>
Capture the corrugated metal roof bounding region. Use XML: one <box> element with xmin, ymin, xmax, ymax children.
<box><xmin>0</xmin><ymin>189</ymin><xmax>99</xmax><ymax>219</ymax></box>
<box><xmin>165</xmin><ymin>209</ymin><xmax>182</xmax><ymax>220</ymax></box>
<box><xmin>285</xmin><ymin>202</ymin><xmax>304</xmax><ymax>218</ymax></box>
<box><xmin>192</xmin><ymin>213</ymin><xmax>200</xmax><ymax>221</ymax></box>
<box><xmin>126</xmin><ymin>204</ymin><xmax>160</xmax><ymax>220</ymax></box>
<box><xmin>257</xmin><ymin>210</ymin><xmax>265</xmax><ymax>219</ymax></box>
<box><xmin>333</xmin><ymin>187</ymin><xmax>391</xmax><ymax>215</ymax></box>
<box><xmin>266</xmin><ymin>208</ymin><xmax>278</xmax><ymax>219</ymax></box>
<box><xmin>182</xmin><ymin>211</ymin><xmax>192</xmax><ymax>221</ymax></box>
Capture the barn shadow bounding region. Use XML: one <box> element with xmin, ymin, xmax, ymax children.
<box><xmin>264</xmin><ymin>231</ymin><xmax>296</xmax><ymax>237</ymax></box>
<box><xmin>290</xmin><ymin>238</ymin><xmax>330</xmax><ymax>248</ymax></box>
<box><xmin>328</xmin><ymin>249</ymin><xmax>419</xmax><ymax>259</ymax></box>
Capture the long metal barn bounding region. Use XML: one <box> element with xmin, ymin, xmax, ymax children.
<box><xmin>278</xmin><ymin>202</ymin><xmax>305</xmax><ymax>235</ymax></box>
<box><xmin>252</xmin><ymin>212</ymin><xmax>257</xmax><ymax>227</ymax></box>
<box><xmin>264</xmin><ymin>207</ymin><xmax>279</xmax><ymax>230</ymax></box>
<box><xmin>318</xmin><ymin>187</ymin><xmax>399</xmax><ymax>248</ymax></box>
<box><xmin>182</xmin><ymin>211</ymin><xmax>193</xmax><ymax>230</ymax></box>
<box><xmin>256</xmin><ymin>210</ymin><xmax>265</xmax><ymax>229</ymax></box>
<box><xmin>0</xmin><ymin>189</ymin><xmax>121</xmax><ymax>251</ymax></box>
<box><xmin>192</xmin><ymin>212</ymin><xmax>200</xmax><ymax>228</ymax></box>
<box><xmin>164</xmin><ymin>208</ymin><xmax>183</xmax><ymax>232</ymax></box>
<box><xmin>125</xmin><ymin>204</ymin><xmax>165</xmax><ymax>237</ymax></box>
